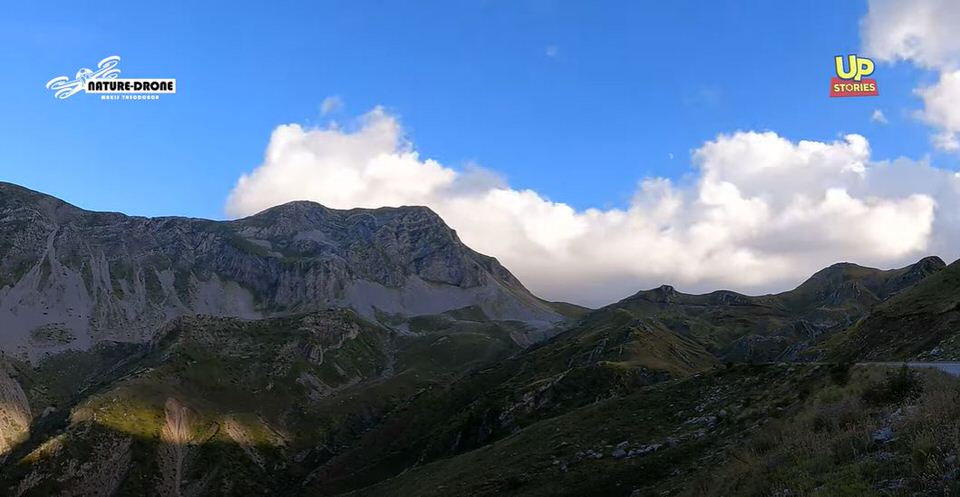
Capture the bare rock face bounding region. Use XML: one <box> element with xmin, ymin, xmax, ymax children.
<box><xmin>0</xmin><ymin>365</ymin><xmax>29</xmax><ymax>461</ymax></box>
<box><xmin>157</xmin><ymin>398</ymin><xmax>218</xmax><ymax>497</ymax></box>
<box><xmin>0</xmin><ymin>182</ymin><xmax>561</xmax><ymax>360</ymax></box>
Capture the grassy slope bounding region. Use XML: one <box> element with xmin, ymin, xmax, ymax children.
<box><xmin>686</xmin><ymin>365</ymin><xmax>960</xmax><ymax>497</ymax></box>
<box><xmin>825</xmin><ymin>260</ymin><xmax>960</xmax><ymax>362</ymax></box>
<box><xmin>304</xmin><ymin>259</ymin><xmax>946</xmax><ymax>495</ymax></box>
<box><xmin>340</xmin><ymin>365</ymin><xmax>960</xmax><ymax>497</ymax></box>
<box><xmin>343</xmin><ymin>364</ymin><xmax>832</xmax><ymax>497</ymax></box>
<box><xmin>298</xmin><ymin>300</ymin><xmax>720</xmax><ymax>495</ymax></box>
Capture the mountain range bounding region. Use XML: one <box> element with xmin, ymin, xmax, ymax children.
<box><xmin>1</xmin><ymin>181</ymin><xmax>958</xmax><ymax>496</ymax></box>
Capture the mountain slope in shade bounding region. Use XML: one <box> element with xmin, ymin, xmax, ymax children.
<box><xmin>297</xmin><ymin>295</ymin><xmax>720</xmax><ymax>495</ymax></box>
<box><xmin>0</xmin><ymin>293</ymin><xmax>717</xmax><ymax>497</ymax></box>
<box><xmin>2</xmin><ymin>307</ymin><xmax>532</xmax><ymax>496</ymax></box>
<box><xmin>0</xmin><ymin>182</ymin><xmax>565</xmax><ymax>360</ymax></box>
<box><xmin>607</xmin><ymin>256</ymin><xmax>945</xmax><ymax>361</ymax></box>
<box><xmin>334</xmin><ymin>364</ymin><xmax>832</xmax><ymax>497</ymax></box>
<box><xmin>826</xmin><ymin>257</ymin><xmax>960</xmax><ymax>361</ymax></box>
<box><xmin>295</xmin><ymin>258</ymin><xmax>946</xmax><ymax>494</ymax></box>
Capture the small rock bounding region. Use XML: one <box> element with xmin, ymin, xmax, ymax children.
<box><xmin>685</xmin><ymin>415</ymin><xmax>717</xmax><ymax>427</ymax></box>
<box><xmin>611</xmin><ymin>449</ymin><xmax>627</xmax><ymax>459</ymax></box>
<box><xmin>873</xmin><ymin>451</ymin><xmax>895</xmax><ymax>462</ymax></box>
<box><xmin>876</xmin><ymin>478</ymin><xmax>906</xmax><ymax>491</ymax></box>
<box><xmin>872</xmin><ymin>427</ymin><xmax>894</xmax><ymax>443</ymax></box>
<box><xmin>585</xmin><ymin>449</ymin><xmax>603</xmax><ymax>460</ymax></box>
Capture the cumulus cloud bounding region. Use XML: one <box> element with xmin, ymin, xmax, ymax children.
<box><xmin>863</xmin><ymin>0</ymin><xmax>960</xmax><ymax>150</ymax></box>
<box><xmin>861</xmin><ymin>0</ymin><xmax>960</xmax><ymax>70</ymax></box>
<box><xmin>871</xmin><ymin>109</ymin><xmax>888</xmax><ymax>124</ymax></box>
<box><xmin>226</xmin><ymin>109</ymin><xmax>956</xmax><ymax>306</ymax></box>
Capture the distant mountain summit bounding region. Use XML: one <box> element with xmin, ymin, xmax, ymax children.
<box><xmin>826</xmin><ymin>257</ymin><xmax>960</xmax><ymax>361</ymax></box>
<box><xmin>598</xmin><ymin>256</ymin><xmax>946</xmax><ymax>361</ymax></box>
<box><xmin>0</xmin><ymin>182</ymin><xmax>563</xmax><ymax>360</ymax></box>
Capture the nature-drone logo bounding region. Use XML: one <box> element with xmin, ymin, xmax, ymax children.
<box><xmin>829</xmin><ymin>54</ymin><xmax>878</xmax><ymax>97</ymax></box>
<box><xmin>45</xmin><ymin>56</ymin><xmax>176</xmax><ymax>100</ymax></box>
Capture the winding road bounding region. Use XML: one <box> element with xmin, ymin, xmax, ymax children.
<box><xmin>857</xmin><ymin>362</ymin><xmax>960</xmax><ymax>376</ymax></box>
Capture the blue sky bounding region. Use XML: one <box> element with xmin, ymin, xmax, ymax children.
<box><xmin>0</xmin><ymin>0</ymin><xmax>950</xmax><ymax>219</ymax></box>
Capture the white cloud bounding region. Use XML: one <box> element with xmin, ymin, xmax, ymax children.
<box><xmin>914</xmin><ymin>70</ymin><xmax>960</xmax><ymax>150</ymax></box>
<box><xmin>931</xmin><ymin>131</ymin><xmax>960</xmax><ymax>152</ymax></box>
<box><xmin>871</xmin><ymin>109</ymin><xmax>888</xmax><ymax>124</ymax></box>
<box><xmin>862</xmin><ymin>0</ymin><xmax>960</xmax><ymax>70</ymax></box>
<box><xmin>545</xmin><ymin>45</ymin><xmax>558</xmax><ymax>58</ymax></box>
<box><xmin>862</xmin><ymin>0</ymin><xmax>960</xmax><ymax>150</ymax></box>
<box><xmin>226</xmin><ymin>109</ymin><xmax>955</xmax><ymax>306</ymax></box>
<box><xmin>320</xmin><ymin>95</ymin><xmax>344</xmax><ymax>115</ymax></box>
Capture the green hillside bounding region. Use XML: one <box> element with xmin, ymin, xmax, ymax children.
<box><xmin>826</xmin><ymin>259</ymin><xmax>960</xmax><ymax>361</ymax></box>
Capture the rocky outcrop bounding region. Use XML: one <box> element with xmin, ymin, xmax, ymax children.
<box><xmin>156</xmin><ymin>398</ymin><xmax>219</xmax><ymax>497</ymax></box>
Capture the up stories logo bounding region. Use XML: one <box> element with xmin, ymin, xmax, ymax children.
<box><xmin>829</xmin><ymin>55</ymin><xmax>878</xmax><ymax>97</ymax></box>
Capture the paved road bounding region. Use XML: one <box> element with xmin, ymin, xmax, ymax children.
<box><xmin>857</xmin><ymin>362</ymin><xmax>960</xmax><ymax>376</ymax></box>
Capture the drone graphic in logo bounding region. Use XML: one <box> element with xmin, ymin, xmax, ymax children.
<box><xmin>45</xmin><ymin>56</ymin><xmax>122</xmax><ymax>99</ymax></box>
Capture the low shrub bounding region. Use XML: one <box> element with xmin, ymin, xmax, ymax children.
<box><xmin>861</xmin><ymin>364</ymin><xmax>921</xmax><ymax>405</ymax></box>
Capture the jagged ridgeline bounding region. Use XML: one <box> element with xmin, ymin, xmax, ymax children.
<box><xmin>0</xmin><ymin>181</ymin><xmax>956</xmax><ymax>497</ymax></box>
<box><xmin>0</xmin><ymin>181</ymin><xmax>567</xmax><ymax>361</ymax></box>
<box><xmin>825</xmin><ymin>257</ymin><xmax>960</xmax><ymax>361</ymax></box>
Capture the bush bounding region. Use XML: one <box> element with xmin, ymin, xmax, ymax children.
<box><xmin>861</xmin><ymin>364</ymin><xmax>921</xmax><ymax>405</ymax></box>
<box><xmin>829</xmin><ymin>362</ymin><xmax>853</xmax><ymax>386</ymax></box>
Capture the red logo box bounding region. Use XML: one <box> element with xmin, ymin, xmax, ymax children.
<box><xmin>829</xmin><ymin>77</ymin><xmax>879</xmax><ymax>97</ymax></box>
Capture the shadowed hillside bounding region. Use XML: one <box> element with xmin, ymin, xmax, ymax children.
<box><xmin>826</xmin><ymin>258</ymin><xmax>960</xmax><ymax>362</ymax></box>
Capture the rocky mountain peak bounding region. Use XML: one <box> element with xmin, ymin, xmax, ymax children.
<box><xmin>906</xmin><ymin>255</ymin><xmax>946</xmax><ymax>275</ymax></box>
<box><xmin>0</xmin><ymin>181</ymin><xmax>83</xmax><ymax>224</ymax></box>
<box><xmin>0</xmin><ymin>183</ymin><xmax>563</xmax><ymax>360</ymax></box>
